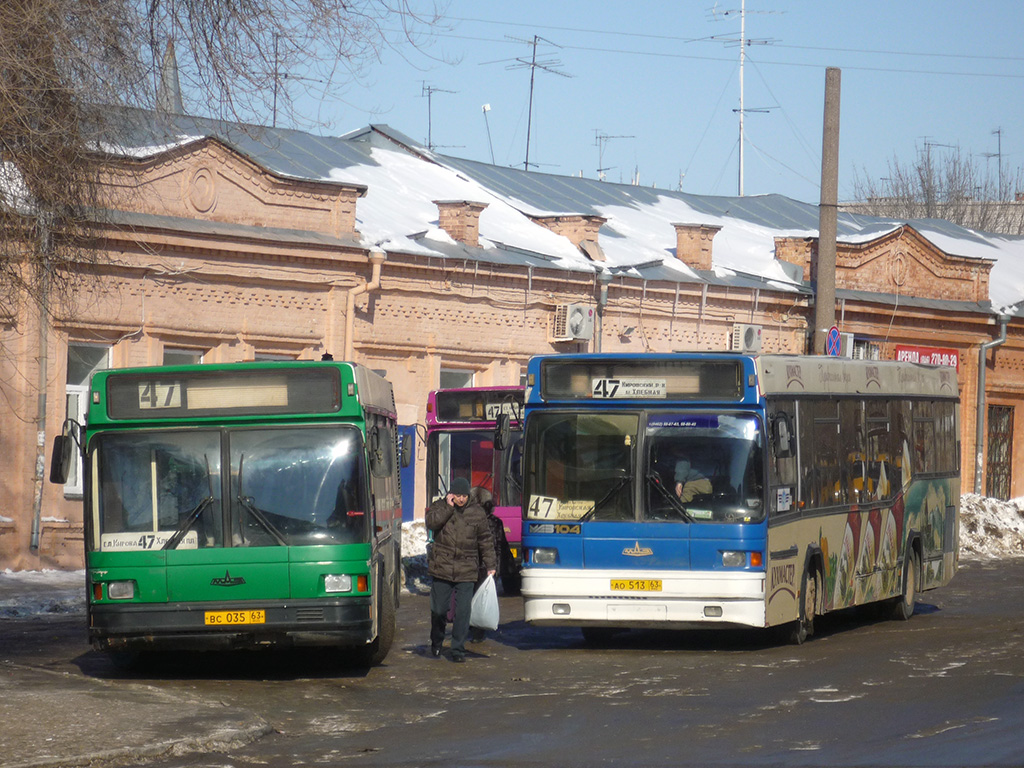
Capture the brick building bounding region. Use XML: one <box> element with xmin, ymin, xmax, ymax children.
<box><xmin>1</xmin><ymin>111</ymin><xmax>1021</xmax><ymax>570</ymax></box>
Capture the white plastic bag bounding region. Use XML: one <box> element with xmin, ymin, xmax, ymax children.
<box><xmin>470</xmin><ymin>574</ymin><xmax>500</xmax><ymax>630</ymax></box>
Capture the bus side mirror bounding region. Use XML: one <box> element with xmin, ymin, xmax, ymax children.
<box><xmin>49</xmin><ymin>421</ymin><xmax>80</xmax><ymax>485</ymax></box>
<box><xmin>773</xmin><ymin>413</ymin><xmax>794</xmax><ymax>459</ymax></box>
<box><xmin>400</xmin><ymin>433</ymin><xmax>412</xmax><ymax>468</ymax></box>
<box><xmin>494</xmin><ymin>413</ymin><xmax>511</xmax><ymax>451</ymax></box>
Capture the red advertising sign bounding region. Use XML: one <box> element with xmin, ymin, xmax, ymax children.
<box><xmin>893</xmin><ymin>344</ymin><xmax>959</xmax><ymax>371</ymax></box>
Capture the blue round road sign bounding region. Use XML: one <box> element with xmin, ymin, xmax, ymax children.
<box><xmin>826</xmin><ymin>325</ymin><xmax>841</xmax><ymax>356</ymax></box>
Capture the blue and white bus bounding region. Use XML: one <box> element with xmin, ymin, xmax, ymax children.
<box><xmin>520</xmin><ymin>353</ymin><xmax>960</xmax><ymax>643</ymax></box>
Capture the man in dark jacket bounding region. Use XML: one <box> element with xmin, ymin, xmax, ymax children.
<box><xmin>426</xmin><ymin>477</ymin><xmax>496</xmax><ymax>662</ymax></box>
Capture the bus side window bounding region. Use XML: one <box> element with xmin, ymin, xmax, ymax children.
<box><xmin>768</xmin><ymin>401</ymin><xmax>798</xmax><ymax>512</ymax></box>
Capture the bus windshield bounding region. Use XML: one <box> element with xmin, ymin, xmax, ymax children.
<box><xmin>645</xmin><ymin>413</ymin><xmax>765</xmax><ymax>523</ymax></box>
<box><xmin>524</xmin><ymin>411</ymin><xmax>764</xmax><ymax>524</ymax></box>
<box><xmin>428</xmin><ymin>429</ymin><xmax>500</xmax><ymax>502</ymax></box>
<box><xmin>525</xmin><ymin>412</ymin><xmax>638</xmax><ymax>522</ymax></box>
<box><xmin>92</xmin><ymin>426</ymin><xmax>369</xmax><ymax>551</ymax></box>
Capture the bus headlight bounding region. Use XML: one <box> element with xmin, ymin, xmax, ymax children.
<box><xmin>106</xmin><ymin>581</ymin><xmax>135</xmax><ymax>600</ymax></box>
<box><xmin>325</xmin><ymin>574</ymin><xmax>353</xmax><ymax>593</ymax></box>
<box><xmin>721</xmin><ymin>551</ymin><xmax>764</xmax><ymax>568</ymax></box>
<box><xmin>532</xmin><ymin>547</ymin><xmax>558</xmax><ymax>565</ymax></box>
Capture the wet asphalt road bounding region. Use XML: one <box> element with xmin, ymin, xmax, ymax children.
<box><xmin>5</xmin><ymin>559</ymin><xmax>1024</xmax><ymax>768</ymax></box>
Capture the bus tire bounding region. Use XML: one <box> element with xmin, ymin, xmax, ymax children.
<box><xmin>356</xmin><ymin>577</ymin><xmax>396</xmax><ymax>667</ymax></box>
<box><xmin>888</xmin><ymin>550</ymin><xmax>918</xmax><ymax>621</ymax></box>
<box><xmin>788</xmin><ymin>567</ymin><xmax>818</xmax><ymax>645</ymax></box>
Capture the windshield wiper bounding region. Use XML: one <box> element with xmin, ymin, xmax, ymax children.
<box><xmin>236</xmin><ymin>495</ymin><xmax>288</xmax><ymax>546</ymax></box>
<box><xmin>236</xmin><ymin>454</ymin><xmax>288</xmax><ymax>546</ymax></box>
<box><xmin>578</xmin><ymin>474</ymin><xmax>632</xmax><ymax>523</ymax></box>
<box><xmin>646</xmin><ymin>472</ymin><xmax>693</xmax><ymax>522</ymax></box>
<box><xmin>163</xmin><ymin>496</ymin><xmax>215</xmax><ymax>550</ymax></box>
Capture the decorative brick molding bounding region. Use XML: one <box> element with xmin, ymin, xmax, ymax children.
<box><xmin>774</xmin><ymin>226</ymin><xmax>994</xmax><ymax>302</ymax></box>
<box><xmin>434</xmin><ymin>200</ymin><xmax>489</xmax><ymax>247</ymax></box>
<box><xmin>673</xmin><ymin>223</ymin><xmax>722</xmax><ymax>271</ymax></box>
<box><xmin>103</xmin><ymin>137</ymin><xmax>366</xmax><ymax>239</ymax></box>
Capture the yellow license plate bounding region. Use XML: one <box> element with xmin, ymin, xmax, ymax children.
<box><xmin>204</xmin><ymin>609</ymin><xmax>266</xmax><ymax>626</ymax></box>
<box><xmin>610</xmin><ymin>579</ymin><xmax>662</xmax><ymax>592</ymax></box>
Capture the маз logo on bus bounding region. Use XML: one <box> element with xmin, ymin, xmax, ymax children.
<box><xmin>211</xmin><ymin>570</ymin><xmax>245</xmax><ymax>587</ymax></box>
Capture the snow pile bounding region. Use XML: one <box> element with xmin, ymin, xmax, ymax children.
<box><xmin>959</xmin><ymin>493</ymin><xmax>1024</xmax><ymax>559</ymax></box>
<box><xmin>402</xmin><ymin>520</ymin><xmax>430</xmax><ymax>593</ymax></box>
<box><xmin>0</xmin><ymin>569</ymin><xmax>84</xmax><ymax>618</ymax></box>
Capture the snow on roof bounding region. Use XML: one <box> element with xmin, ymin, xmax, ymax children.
<box><xmin>96</xmin><ymin>111</ymin><xmax>1024</xmax><ymax>314</ymax></box>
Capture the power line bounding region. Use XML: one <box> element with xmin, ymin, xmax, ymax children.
<box><xmin>446</xmin><ymin>15</ymin><xmax>1024</xmax><ymax>64</ymax></box>
<box><xmin>429</xmin><ymin>28</ymin><xmax>1024</xmax><ymax>80</ymax></box>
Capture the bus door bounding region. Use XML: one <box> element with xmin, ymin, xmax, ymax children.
<box><xmin>494</xmin><ymin>430</ymin><xmax>524</xmax><ymax>545</ymax></box>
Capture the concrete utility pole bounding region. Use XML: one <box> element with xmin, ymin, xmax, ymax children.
<box><xmin>813</xmin><ymin>67</ymin><xmax>840</xmax><ymax>354</ymax></box>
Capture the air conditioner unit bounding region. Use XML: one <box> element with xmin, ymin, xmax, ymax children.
<box><xmin>732</xmin><ymin>323</ymin><xmax>762</xmax><ymax>353</ymax></box>
<box><xmin>552</xmin><ymin>304</ymin><xmax>595</xmax><ymax>342</ymax></box>
<box><xmin>840</xmin><ymin>332</ymin><xmax>855</xmax><ymax>358</ymax></box>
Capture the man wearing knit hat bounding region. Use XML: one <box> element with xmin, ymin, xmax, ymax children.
<box><xmin>426</xmin><ymin>477</ymin><xmax>497</xmax><ymax>662</ymax></box>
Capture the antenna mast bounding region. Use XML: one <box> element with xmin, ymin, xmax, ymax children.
<box><xmin>504</xmin><ymin>36</ymin><xmax>573</xmax><ymax>170</ymax></box>
<box><xmin>595</xmin><ymin>131</ymin><xmax>634</xmax><ymax>181</ymax></box>
<box><xmin>421</xmin><ymin>83</ymin><xmax>456</xmax><ymax>151</ymax></box>
<box><xmin>709</xmin><ymin>1</ymin><xmax>776</xmax><ymax>195</ymax></box>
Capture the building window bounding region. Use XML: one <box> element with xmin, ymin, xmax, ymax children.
<box><xmin>64</xmin><ymin>344</ymin><xmax>110</xmax><ymax>496</ymax></box>
<box><xmin>163</xmin><ymin>348</ymin><xmax>203</xmax><ymax>366</ymax></box>
<box><xmin>440</xmin><ymin>368</ymin><xmax>474</xmax><ymax>389</ymax></box>
<box><xmin>986</xmin><ymin>405</ymin><xmax>1013</xmax><ymax>501</ymax></box>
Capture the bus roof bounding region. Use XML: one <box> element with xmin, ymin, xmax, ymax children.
<box><xmin>525</xmin><ymin>353</ymin><xmax>959</xmax><ymax>404</ymax></box>
<box><xmin>87</xmin><ymin>360</ymin><xmax>396</xmax><ymax>427</ymax></box>
<box><xmin>426</xmin><ymin>386</ymin><xmax>524</xmax><ymax>428</ymax></box>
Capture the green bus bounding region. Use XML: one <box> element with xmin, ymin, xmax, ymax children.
<box><xmin>50</xmin><ymin>360</ymin><xmax>408</xmax><ymax>665</ymax></box>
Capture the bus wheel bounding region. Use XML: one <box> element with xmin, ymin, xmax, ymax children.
<box><xmin>356</xmin><ymin>578</ymin><xmax>396</xmax><ymax>667</ymax></box>
<box><xmin>788</xmin><ymin>568</ymin><xmax>818</xmax><ymax>645</ymax></box>
<box><xmin>888</xmin><ymin>551</ymin><xmax>918</xmax><ymax>621</ymax></box>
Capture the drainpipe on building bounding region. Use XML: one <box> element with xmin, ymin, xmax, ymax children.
<box><xmin>343</xmin><ymin>248</ymin><xmax>386</xmax><ymax>361</ymax></box>
<box><xmin>30</xmin><ymin>215</ymin><xmax>54</xmax><ymax>552</ymax></box>
<box><xmin>974</xmin><ymin>313</ymin><xmax>1010</xmax><ymax>494</ymax></box>
<box><xmin>595</xmin><ymin>270</ymin><xmax>613</xmax><ymax>353</ymax></box>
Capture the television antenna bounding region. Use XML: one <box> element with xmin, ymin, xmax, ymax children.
<box><xmin>484</xmin><ymin>36</ymin><xmax>573</xmax><ymax>171</ymax></box>
<box><xmin>982</xmin><ymin>127</ymin><xmax>1004</xmax><ymax>196</ymax></box>
<box><xmin>421</xmin><ymin>83</ymin><xmax>457</xmax><ymax>151</ymax></box>
<box><xmin>708</xmin><ymin>0</ymin><xmax>778</xmax><ymax>195</ymax></box>
<box><xmin>270</xmin><ymin>33</ymin><xmax>325</xmax><ymax>128</ymax></box>
<box><xmin>595</xmin><ymin>131</ymin><xmax>634</xmax><ymax>181</ymax></box>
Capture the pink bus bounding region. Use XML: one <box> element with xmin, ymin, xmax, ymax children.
<box><xmin>425</xmin><ymin>387</ymin><xmax>524</xmax><ymax>593</ymax></box>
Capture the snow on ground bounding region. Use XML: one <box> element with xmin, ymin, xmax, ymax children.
<box><xmin>959</xmin><ymin>493</ymin><xmax>1024</xmax><ymax>559</ymax></box>
<box><xmin>2</xmin><ymin>496</ymin><xmax>1021</xmax><ymax>618</ymax></box>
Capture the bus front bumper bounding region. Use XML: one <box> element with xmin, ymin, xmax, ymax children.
<box><xmin>89</xmin><ymin>597</ymin><xmax>374</xmax><ymax>651</ymax></box>
<box><xmin>522</xmin><ymin>568</ymin><xmax>766</xmax><ymax>630</ymax></box>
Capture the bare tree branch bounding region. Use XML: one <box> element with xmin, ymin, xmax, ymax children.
<box><xmin>0</xmin><ymin>0</ymin><xmax>446</xmax><ymax>322</ymax></box>
<box><xmin>849</xmin><ymin>143</ymin><xmax>1024</xmax><ymax>235</ymax></box>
